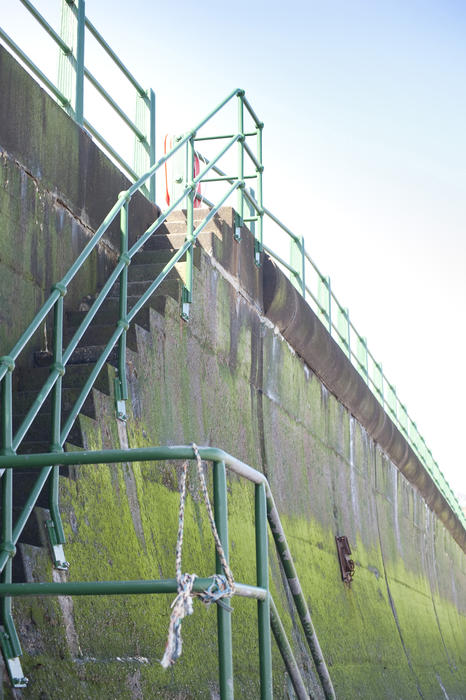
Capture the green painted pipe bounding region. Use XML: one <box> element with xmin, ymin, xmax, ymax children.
<box><xmin>0</xmin><ymin>578</ymin><xmax>266</xmax><ymax>599</ymax></box>
<box><xmin>255</xmin><ymin>483</ymin><xmax>273</xmax><ymax>700</ymax></box>
<box><xmin>213</xmin><ymin>461</ymin><xmax>234</xmax><ymax>700</ymax></box>
<box><xmin>269</xmin><ymin>596</ymin><xmax>311</xmax><ymax>700</ymax></box>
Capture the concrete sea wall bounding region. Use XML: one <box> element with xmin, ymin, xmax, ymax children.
<box><xmin>1</xmin><ymin>46</ymin><xmax>465</xmax><ymax>698</ymax></box>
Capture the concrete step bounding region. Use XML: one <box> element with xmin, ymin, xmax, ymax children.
<box><xmin>13</xmin><ymin>412</ymin><xmax>82</xmax><ymax>447</ymax></box>
<box><xmin>15</xmin><ymin>363</ymin><xmax>110</xmax><ymax>394</ymax></box>
<box><xmin>63</xmin><ymin>323</ymin><xmax>139</xmax><ymax>352</ymax></box>
<box><xmin>13</xmin><ymin>388</ymin><xmax>95</xmax><ymax>420</ymax></box>
<box><xmin>67</xmin><ymin>281</ymin><xmax>181</xmax><ymax>327</ymax></box>
<box><xmin>139</xmin><ymin>230</ymin><xmax>215</xmax><ymax>252</ymax></box>
<box><xmin>131</xmin><ymin>246</ymin><xmax>201</xmax><ymax>266</ymax></box>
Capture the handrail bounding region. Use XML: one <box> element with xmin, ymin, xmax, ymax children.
<box><xmin>1</xmin><ymin>0</ymin><xmax>156</xmax><ymax>200</ymax></box>
<box><xmin>0</xmin><ymin>444</ymin><xmax>335</xmax><ymax>698</ymax></box>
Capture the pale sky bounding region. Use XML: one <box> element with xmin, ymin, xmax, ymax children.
<box><xmin>3</xmin><ymin>1</ymin><xmax>466</xmax><ymax>497</ymax></box>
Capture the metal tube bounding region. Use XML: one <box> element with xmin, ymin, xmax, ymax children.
<box><xmin>181</xmin><ymin>138</ymin><xmax>195</xmax><ymax>320</ymax></box>
<box><xmin>84</xmin><ymin>69</ymin><xmax>144</xmax><ymax>140</ymax></box>
<box><xmin>49</xmin><ymin>295</ymin><xmax>66</xmax><ymax>543</ymax></box>
<box><xmin>118</xmin><ymin>202</ymin><xmax>129</xmax><ymax>401</ymax></box>
<box><xmin>193</xmin><ymin>135</ymin><xmax>241</xmax><ymax>187</ymax></box>
<box><xmin>0</xmin><ymin>446</ymin><xmax>267</xmax><ymax>484</ymax></box>
<box><xmin>242</xmin><ymin>140</ymin><xmax>261</xmax><ymax>172</ymax></box>
<box><xmin>213</xmin><ymin>461</ymin><xmax>234</xmax><ymax>700</ymax></box>
<box><xmin>19</xmin><ymin>0</ymin><xmax>71</xmax><ymax>53</ymax></box>
<box><xmin>60</xmin><ymin>326</ymin><xmax>123</xmax><ymax>443</ymax></box>
<box><xmin>242</xmin><ymin>95</ymin><xmax>263</xmax><ymax>128</ymax></box>
<box><xmin>0</xmin><ymin>577</ymin><xmax>265</xmax><ymax>599</ymax></box>
<box><xmin>255</xmin><ymin>483</ymin><xmax>272</xmax><ymax>700</ymax></box>
<box><xmin>256</xmin><ymin>125</ymin><xmax>264</xmax><ymax>264</ymax></box>
<box><xmin>0</xmin><ymin>377</ymin><xmax>21</xmax><ymax>658</ymax></box>
<box><xmin>75</xmin><ymin>0</ymin><xmax>85</xmax><ymax>125</ymax></box>
<box><xmin>149</xmin><ymin>89</ymin><xmax>156</xmax><ymax>203</ymax></box>
<box><xmin>269</xmin><ymin>596</ymin><xmax>310</xmax><ymax>700</ymax></box>
<box><xmin>266</xmin><ymin>490</ymin><xmax>335</xmax><ymax>699</ymax></box>
<box><xmin>237</xmin><ymin>95</ymin><xmax>244</xmax><ymax>231</ymax></box>
<box><xmin>84</xmin><ymin>18</ymin><xmax>147</xmax><ymax>97</ymax></box>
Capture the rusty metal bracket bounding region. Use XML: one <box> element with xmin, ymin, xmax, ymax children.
<box><xmin>335</xmin><ymin>536</ymin><xmax>355</xmax><ymax>584</ymax></box>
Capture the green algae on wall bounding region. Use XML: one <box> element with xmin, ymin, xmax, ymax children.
<box><xmin>6</xmin><ymin>246</ymin><xmax>466</xmax><ymax>699</ymax></box>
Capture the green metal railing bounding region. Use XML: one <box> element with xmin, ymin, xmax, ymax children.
<box><xmin>0</xmin><ymin>445</ymin><xmax>334</xmax><ymax>699</ymax></box>
<box><xmin>0</xmin><ymin>0</ymin><xmax>156</xmax><ymax>200</ymax></box>
<box><xmin>0</xmin><ymin>86</ymin><xmax>264</xmax><ymax>689</ymax></box>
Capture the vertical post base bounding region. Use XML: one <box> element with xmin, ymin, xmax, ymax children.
<box><xmin>234</xmin><ymin>212</ymin><xmax>242</xmax><ymax>242</ymax></box>
<box><xmin>45</xmin><ymin>520</ymin><xmax>69</xmax><ymax>571</ymax></box>
<box><xmin>181</xmin><ymin>287</ymin><xmax>192</xmax><ymax>322</ymax></box>
<box><xmin>0</xmin><ymin>640</ymin><xmax>28</xmax><ymax>688</ymax></box>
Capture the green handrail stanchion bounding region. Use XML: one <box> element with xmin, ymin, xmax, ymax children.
<box><xmin>0</xmin><ymin>364</ymin><xmax>27</xmax><ymax>687</ymax></box>
<box><xmin>134</xmin><ymin>89</ymin><xmax>150</xmax><ymax>197</ymax></box>
<box><xmin>116</xmin><ymin>198</ymin><xmax>129</xmax><ymax>420</ymax></box>
<box><xmin>255</xmin><ymin>483</ymin><xmax>272</xmax><ymax>700</ymax></box>
<box><xmin>149</xmin><ymin>88</ymin><xmax>156</xmax><ymax>204</ymax></box>
<box><xmin>235</xmin><ymin>92</ymin><xmax>245</xmax><ymax>241</ymax></box>
<box><xmin>213</xmin><ymin>461</ymin><xmax>234</xmax><ymax>700</ymax></box>
<box><xmin>255</xmin><ymin>123</ymin><xmax>264</xmax><ymax>267</ymax></box>
<box><xmin>181</xmin><ymin>136</ymin><xmax>195</xmax><ymax>321</ymax></box>
<box><xmin>355</xmin><ymin>334</ymin><xmax>368</xmax><ymax>378</ymax></box>
<box><xmin>58</xmin><ymin>0</ymin><xmax>84</xmax><ymax>122</ymax></box>
<box><xmin>75</xmin><ymin>0</ymin><xmax>85</xmax><ymax>125</ymax></box>
<box><xmin>290</xmin><ymin>234</ymin><xmax>305</xmax><ymax>297</ymax></box>
<box><xmin>48</xmin><ymin>285</ymin><xmax>67</xmax><ymax>568</ymax></box>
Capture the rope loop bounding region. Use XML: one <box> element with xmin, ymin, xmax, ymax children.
<box><xmin>160</xmin><ymin>444</ymin><xmax>235</xmax><ymax>668</ymax></box>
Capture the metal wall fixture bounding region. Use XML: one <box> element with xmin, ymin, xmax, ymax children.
<box><xmin>335</xmin><ymin>536</ymin><xmax>355</xmax><ymax>585</ymax></box>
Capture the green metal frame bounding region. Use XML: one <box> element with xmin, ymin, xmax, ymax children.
<box><xmin>0</xmin><ymin>445</ymin><xmax>335</xmax><ymax>699</ymax></box>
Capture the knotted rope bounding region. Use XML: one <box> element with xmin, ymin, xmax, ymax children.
<box><xmin>161</xmin><ymin>444</ymin><xmax>235</xmax><ymax>668</ymax></box>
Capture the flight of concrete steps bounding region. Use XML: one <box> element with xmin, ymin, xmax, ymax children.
<box><xmin>10</xmin><ymin>211</ymin><xmax>209</xmax><ymax>580</ymax></box>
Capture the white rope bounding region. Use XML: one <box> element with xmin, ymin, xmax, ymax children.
<box><xmin>160</xmin><ymin>445</ymin><xmax>235</xmax><ymax>668</ymax></box>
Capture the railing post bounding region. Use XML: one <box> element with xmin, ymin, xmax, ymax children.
<box><xmin>0</xmin><ymin>360</ymin><xmax>27</xmax><ymax>688</ymax></box>
<box><xmin>149</xmin><ymin>89</ymin><xmax>156</xmax><ymax>204</ymax></box>
<box><xmin>58</xmin><ymin>0</ymin><xmax>85</xmax><ymax>124</ymax></box>
<box><xmin>255</xmin><ymin>483</ymin><xmax>272</xmax><ymax>700</ymax></box>
<box><xmin>181</xmin><ymin>136</ymin><xmax>195</xmax><ymax>321</ymax></box>
<box><xmin>116</xmin><ymin>198</ymin><xmax>130</xmax><ymax>420</ymax></box>
<box><xmin>235</xmin><ymin>92</ymin><xmax>245</xmax><ymax>241</ymax></box>
<box><xmin>213</xmin><ymin>461</ymin><xmax>234</xmax><ymax>700</ymax></box>
<box><xmin>290</xmin><ymin>235</ymin><xmax>305</xmax><ymax>297</ymax></box>
<box><xmin>255</xmin><ymin>123</ymin><xmax>264</xmax><ymax>266</ymax></box>
<box><xmin>75</xmin><ymin>0</ymin><xmax>85</xmax><ymax>125</ymax></box>
<box><xmin>134</xmin><ymin>89</ymin><xmax>156</xmax><ymax>202</ymax></box>
<box><xmin>47</xmin><ymin>286</ymin><xmax>68</xmax><ymax>570</ymax></box>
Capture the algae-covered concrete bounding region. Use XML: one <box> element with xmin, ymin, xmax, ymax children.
<box><xmin>0</xmin><ymin>46</ymin><xmax>465</xmax><ymax>699</ymax></box>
